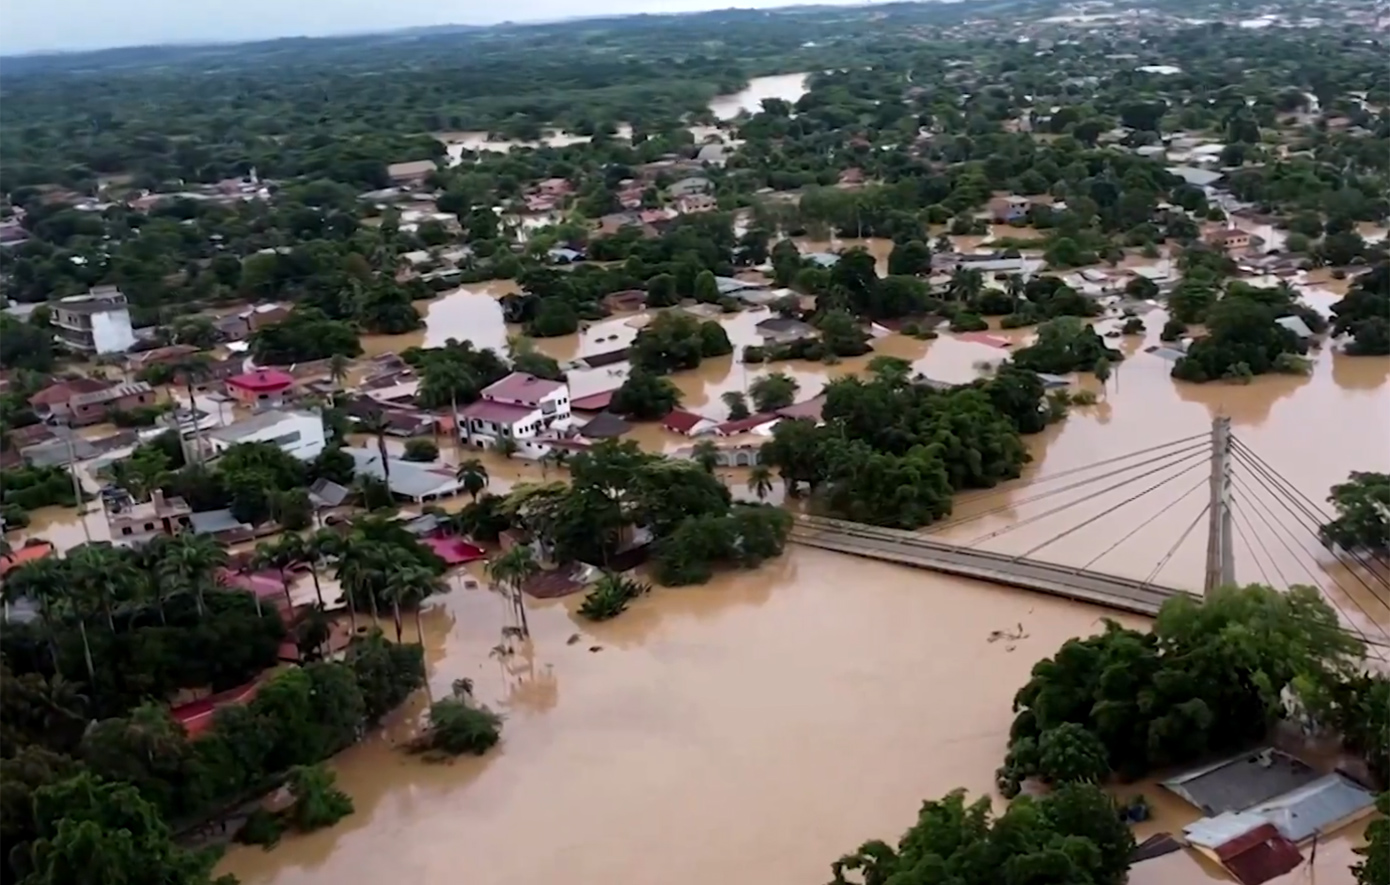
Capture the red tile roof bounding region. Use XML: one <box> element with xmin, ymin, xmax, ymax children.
<box><xmin>480</xmin><ymin>372</ymin><xmax>564</xmax><ymax>406</ymax></box>
<box><xmin>662</xmin><ymin>409</ymin><xmax>713</xmax><ymax>435</ymax></box>
<box><xmin>956</xmin><ymin>332</ymin><xmax>1013</xmax><ymax>349</ymax></box>
<box><xmin>1215</xmin><ymin>824</ymin><xmax>1302</xmax><ymax>885</ymax></box>
<box><xmin>570</xmin><ymin>389</ymin><xmax>617</xmax><ymax>411</ymax></box>
<box><xmin>171</xmin><ymin>680</ymin><xmax>260</xmax><ymax>738</ymax></box>
<box><xmin>226</xmin><ymin>369</ymin><xmax>294</xmax><ymax>392</ymax></box>
<box><xmin>29</xmin><ymin>377</ymin><xmax>109</xmax><ymax>407</ymax></box>
<box><xmin>714</xmin><ymin>413</ymin><xmax>778</xmax><ymax>436</ymax></box>
<box><xmin>775</xmin><ymin>395</ymin><xmax>827</xmax><ymax>422</ymax></box>
<box><xmin>459</xmin><ymin>399</ymin><xmax>535</xmax><ymax>423</ymax></box>
<box><xmin>0</xmin><ymin>541</ymin><xmax>55</xmax><ymax>578</ymax></box>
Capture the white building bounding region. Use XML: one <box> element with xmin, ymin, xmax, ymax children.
<box><xmin>457</xmin><ymin>372</ymin><xmax>572</xmax><ymax>453</ymax></box>
<box><xmin>51</xmin><ymin>286</ymin><xmax>136</xmax><ymax>354</ymax></box>
<box><xmin>205</xmin><ymin>409</ymin><xmax>327</xmax><ymax>460</ymax></box>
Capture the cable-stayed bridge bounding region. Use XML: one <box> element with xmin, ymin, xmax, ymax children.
<box><xmin>790</xmin><ymin>418</ymin><xmax>1390</xmax><ymax>649</ymax></box>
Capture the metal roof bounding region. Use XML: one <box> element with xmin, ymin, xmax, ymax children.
<box><xmin>190</xmin><ymin>509</ymin><xmax>252</xmax><ymax>535</ymax></box>
<box><xmin>1250</xmin><ymin>773</ymin><xmax>1376</xmax><ymax>843</ymax></box>
<box><xmin>1163</xmin><ymin>748</ymin><xmax>1320</xmax><ymax>816</ymax></box>
<box><xmin>343</xmin><ymin>447</ymin><xmax>460</xmax><ymax>500</ymax></box>
<box><xmin>1275</xmin><ymin>315</ymin><xmax>1314</xmax><ymax>338</ymax></box>
<box><xmin>1215</xmin><ymin>823</ymin><xmax>1303</xmax><ymax>885</ymax></box>
<box><xmin>208</xmin><ymin>409</ymin><xmax>318</xmax><ymax>442</ymax></box>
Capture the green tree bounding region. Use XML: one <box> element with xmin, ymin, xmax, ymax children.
<box><xmin>455</xmin><ymin>458</ymin><xmax>489</xmax><ymax>500</ymax></box>
<box><xmin>693</xmin><ymin>269</ymin><xmax>721</xmax><ymax>303</ymax></box>
<box><xmin>748</xmin><ymin>372</ymin><xmax>799</xmax><ymax>413</ymax></box>
<box><xmin>721</xmin><ymin>390</ymin><xmax>751</xmax><ymax>420</ymax></box>
<box><xmin>1319</xmin><ymin>472</ymin><xmax>1390</xmax><ymax>554</ymax></box>
<box><xmin>610</xmin><ymin>369</ymin><xmax>681</xmax><ymax>420</ymax></box>
<box><xmin>1354</xmin><ymin>793</ymin><xmax>1389</xmax><ymax>885</ymax></box>
<box><xmin>285</xmin><ymin>764</ymin><xmax>354</xmax><ymax>832</ymax></box>
<box><xmin>748</xmin><ymin>465</ymin><xmax>774</xmax><ymax>501</ymax></box>
<box><xmin>22</xmin><ymin>773</ymin><xmax>223</xmax><ymax>885</ymax></box>
<box><xmin>417</xmin><ymin>679</ymin><xmax>502</xmax><ymax>757</ymax></box>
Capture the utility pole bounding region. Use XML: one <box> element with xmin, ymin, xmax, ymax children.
<box><xmin>1203</xmin><ymin>416</ymin><xmax>1235</xmax><ymax>593</ymax></box>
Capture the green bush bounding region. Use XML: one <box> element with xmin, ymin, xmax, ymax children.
<box><xmin>578</xmin><ymin>572</ymin><xmax>652</xmax><ymax>621</ymax></box>
<box><xmin>402</xmin><ymin>438</ymin><xmax>440</xmax><ymax>462</ymax></box>
<box><xmin>236</xmin><ymin>808</ymin><xmax>286</xmax><ymax>848</ymax></box>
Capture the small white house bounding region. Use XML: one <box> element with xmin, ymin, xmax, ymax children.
<box><xmin>205</xmin><ymin>409</ymin><xmax>327</xmax><ymax>460</ymax></box>
<box><xmin>457</xmin><ymin>372</ymin><xmax>572</xmax><ymax>450</ymax></box>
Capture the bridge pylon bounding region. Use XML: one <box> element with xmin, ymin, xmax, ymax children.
<box><xmin>1203</xmin><ymin>416</ymin><xmax>1236</xmax><ymax>594</ymax></box>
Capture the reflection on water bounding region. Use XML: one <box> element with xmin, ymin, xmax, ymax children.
<box><xmin>359</xmin><ymin>282</ymin><xmax>519</xmax><ymax>357</ymax></box>
<box><xmin>709</xmin><ymin>72</ymin><xmax>809</xmax><ymax>120</ymax></box>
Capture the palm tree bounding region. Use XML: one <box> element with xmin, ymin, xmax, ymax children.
<box><xmin>749</xmin><ymin>464</ymin><xmax>775</xmax><ymax>501</ymax></box>
<box><xmin>3</xmin><ymin>558</ymin><xmax>69</xmax><ymax>678</ymax></box>
<box><xmin>383</xmin><ymin>566</ymin><xmax>435</xmax><ymax>644</ymax></box>
<box><xmin>328</xmin><ymin>354</ymin><xmax>350</xmax><ymax>405</ymax></box>
<box><xmin>252</xmin><ymin>539</ymin><xmax>300</xmax><ymax>619</ymax></box>
<box><xmin>357</xmin><ymin>412</ymin><xmax>393</xmax><ymax>492</ymax></box>
<box><xmin>456</xmin><ymin>458</ymin><xmax>489</xmax><ymax>500</ymax></box>
<box><xmin>336</xmin><ymin>542</ymin><xmax>386</xmax><ymax>626</ymax></box>
<box><xmin>66</xmin><ymin>543</ymin><xmax>134</xmax><ymax>633</ymax></box>
<box><xmin>1006</xmin><ymin>273</ymin><xmax>1025</xmax><ymax>313</ymax></box>
<box><xmin>311</xmin><ymin>528</ymin><xmax>355</xmax><ymax>634</ymax></box>
<box><xmin>160</xmin><ymin>533</ymin><xmax>228</xmax><ymax>619</ymax></box>
<box><xmin>487</xmin><ymin>545</ymin><xmax>539</xmax><ymax>637</ymax></box>
<box><xmin>947</xmin><ymin>267</ymin><xmax>984</xmax><ymax>303</ymax></box>
<box><xmin>691</xmin><ymin>440</ymin><xmax>721</xmax><ymax>474</ymax></box>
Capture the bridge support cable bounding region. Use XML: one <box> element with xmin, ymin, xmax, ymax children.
<box><xmin>1230</xmin><ymin>445</ymin><xmax>1390</xmax><ymax>603</ymax></box>
<box><xmin>1230</xmin><ymin>499</ymin><xmax>1280</xmax><ymax>588</ymax></box>
<box><xmin>1230</xmin><ymin>472</ymin><xmax>1390</xmax><ymax>648</ymax></box>
<box><xmin>929</xmin><ymin>439</ymin><xmax>1212</xmax><ymax>534</ymax></box>
<box><xmin>949</xmin><ymin>432</ymin><xmax>1211</xmax><ymax>506</ymax></box>
<box><xmin>1016</xmin><ymin>460</ymin><xmax>1209</xmax><ymax>563</ymax></box>
<box><xmin>1144</xmin><ymin>502</ymin><xmax>1210</xmax><ymax>586</ymax></box>
<box><xmin>1230</xmin><ymin>439</ymin><xmax>1390</xmax><ymax>594</ymax></box>
<box><xmin>1076</xmin><ymin>473</ymin><xmax>1210</xmax><ymax>571</ymax></box>
<box><xmin>964</xmin><ymin>445</ymin><xmax>1213</xmax><ymax>548</ymax></box>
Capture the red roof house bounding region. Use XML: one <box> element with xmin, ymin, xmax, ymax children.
<box><xmin>712</xmin><ymin>413</ymin><xmax>779</xmax><ymax>436</ymax></box>
<box><xmin>479</xmin><ymin>372</ymin><xmax>566</xmax><ymax>407</ymax></box>
<box><xmin>0</xmin><ymin>541</ymin><xmax>56</xmax><ymax>578</ymax></box>
<box><xmin>1214</xmin><ymin>824</ymin><xmax>1302</xmax><ymax>885</ymax></box>
<box><xmin>225</xmin><ymin>369</ymin><xmax>294</xmax><ymax>407</ymax></box>
<box><xmin>662</xmin><ymin>409</ymin><xmax>717</xmax><ymax>436</ymax></box>
<box><xmin>570</xmin><ymin>389</ymin><xmax>617</xmax><ymax>412</ymax></box>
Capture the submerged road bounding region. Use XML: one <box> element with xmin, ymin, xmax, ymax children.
<box><xmin>789</xmin><ymin>515</ymin><xmax>1195</xmax><ymax>617</ymax></box>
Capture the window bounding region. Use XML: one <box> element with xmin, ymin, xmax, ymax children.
<box><xmin>144</xmin><ymin>522</ymin><xmax>155</xmax><ymax>532</ymax></box>
<box><xmin>121</xmin><ymin>526</ymin><xmax>133</xmax><ymax>536</ymax></box>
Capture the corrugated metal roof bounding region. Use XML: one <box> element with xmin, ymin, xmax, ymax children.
<box><xmin>1185</xmin><ymin>812</ymin><xmax>1268</xmax><ymax>849</ymax></box>
<box><xmin>1250</xmin><ymin>774</ymin><xmax>1376</xmax><ymax>843</ymax></box>
<box><xmin>1216</xmin><ymin>823</ymin><xmax>1303</xmax><ymax>885</ymax></box>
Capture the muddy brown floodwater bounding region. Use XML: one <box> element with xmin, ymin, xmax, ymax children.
<box><xmin>216</xmin><ymin>304</ymin><xmax>1386</xmax><ymax>884</ymax></box>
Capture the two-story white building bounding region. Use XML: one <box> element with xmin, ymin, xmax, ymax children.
<box><xmin>457</xmin><ymin>372</ymin><xmax>572</xmax><ymax>455</ymax></box>
<box><xmin>52</xmin><ymin>286</ymin><xmax>137</xmax><ymax>355</ymax></box>
<box><xmin>204</xmin><ymin>408</ymin><xmax>327</xmax><ymax>461</ymax></box>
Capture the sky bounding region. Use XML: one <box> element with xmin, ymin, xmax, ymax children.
<box><xmin>0</xmin><ymin>0</ymin><xmax>851</xmax><ymax>54</ymax></box>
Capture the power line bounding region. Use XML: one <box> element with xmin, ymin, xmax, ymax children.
<box><xmin>1018</xmin><ymin>459</ymin><xmax>1208</xmax><ymax>562</ymax></box>
<box><xmin>966</xmin><ymin>445</ymin><xmax>1212</xmax><ymax>548</ymax></box>
<box><xmin>1078</xmin><ymin>473</ymin><xmax>1209</xmax><ymax>571</ymax></box>
<box><xmin>931</xmin><ymin>439</ymin><xmax>1211</xmax><ymax>533</ymax></box>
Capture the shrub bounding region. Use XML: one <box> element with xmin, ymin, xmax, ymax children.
<box><xmin>402</xmin><ymin>439</ymin><xmax>440</xmax><ymax>462</ymax></box>
<box><xmin>1120</xmin><ymin>317</ymin><xmax>1146</xmax><ymax>335</ymax></box>
<box><xmin>417</xmin><ymin>680</ymin><xmax>503</xmax><ymax>757</ymax></box>
<box><xmin>578</xmin><ymin>573</ymin><xmax>652</xmax><ymax>621</ymax></box>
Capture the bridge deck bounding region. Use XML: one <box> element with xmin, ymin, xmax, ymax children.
<box><xmin>790</xmin><ymin>515</ymin><xmax>1197</xmax><ymax>617</ymax></box>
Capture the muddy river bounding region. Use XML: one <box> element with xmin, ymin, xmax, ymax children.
<box><xmin>12</xmin><ymin>256</ymin><xmax>1385</xmax><ymax>883</ymax></box>
<box><xmin>709</xmin><ymin>72</ymin><xmax>810</xmax><ymax>120</ymax></box>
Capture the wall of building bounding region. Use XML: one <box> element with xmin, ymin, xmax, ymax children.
<box><xmin>90</xmin><ymin>309</ymin><xmax>137</xmax><ymax>354</ymax></box>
